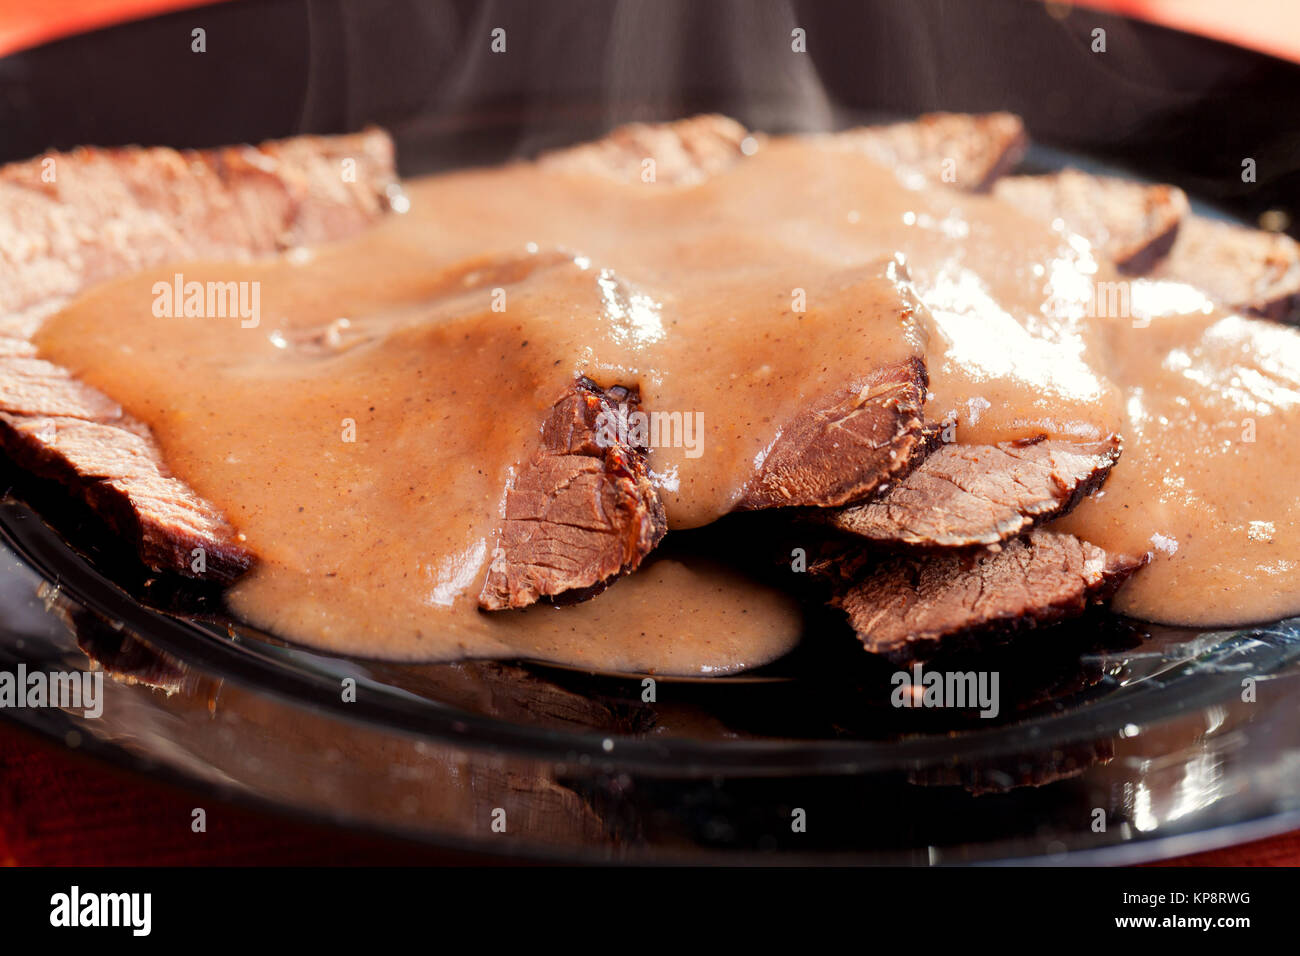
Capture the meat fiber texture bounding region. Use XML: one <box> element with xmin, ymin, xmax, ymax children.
<box><xmin>0</xmin><ymin>129</ymin><xmax>398</xmax><ymax>581</ymax></box>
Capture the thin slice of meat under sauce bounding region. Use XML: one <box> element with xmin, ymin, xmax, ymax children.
<box><xmin>0</xmin><ymin>413</ymin><xmax>254</xmax><ymax>580</ymax></box>
<box><xmin>729</xmin><ymin>113</ymin><xmax>1015</xmax><ymax>541</ymax></box>
<box><xmin>826</xmin><ymin>435</ymin><xmax>1122</xmax><ymax>548</ymax></box>
<box><xmin>734</xmin><ymin>252</ymin><xmax>934</xmax><ymax>511</ymax></box>
<box><xmin>537</xmin><ymin>114</ymin><xmax>753</xmax><ymax>185</ymax></box>
<box><xmin>735</xmin><ymin>356</ymin><xmax>930</xmax><ymax>510</ymax></box>
<box><xmin>541</xmin><ymin>112</ymin><xmax>1027</xmax><ymax>194</ymax></box>
<box><xmin>479</xmin><ymin>378</ymin><xmax>667</xmax><ymax>611</ymax></box>
<box><xmin>993</xmin><ymin>170</ymin><xmax>1188</xmax><ymax>273</ymax></box>
<box><xmin>0</xmin><ymin>129</ymin><xmax>399</xmax><ymax>581</ymax></box>
<box><xmin>827</xmin><ymin>112</ymin><xmax>1028</xmax><ymax>192</ymax></box>
<box><xmin>993</xmin><ymin>170</ymin><xmax>1300</xmax><ymax>321</ymax></box>
<box><xmin>830</xmin><ymin>530</ymin><xmax>1146</xmax><ymax>663</ymax></box>
<box><xmin>1151</xmin><ymin>214</ymin><xmax>1300</xmax><ymax>323</ymax></box>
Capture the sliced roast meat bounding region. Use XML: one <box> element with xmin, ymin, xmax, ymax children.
<box><xmin>829</xmin><ymin>112</ymin><xmax>1028</xmax><ymax>192</ymax></box>
<box><xmin>0</xmin><ymin>130</ymin><xmax>398</xmax><ymax>579</ymax></box>
<box><xmin>539</xmin><ymin>111</ymin><xmax>1028</xmax><ymax>194</ymax></box>
<box><xmin>1150</xmin><ymin>214</ymin><xmax>1300</xmax><ymax>322</ymax></box>
<box><xmin>993</xmin><ymin>170</ymin><xmax>1188</xmax><ymax>273</ymax></box>
<box><xmin>0</xmin><ymin>338</ymin><xmax>36</xmax><ymax>358</ymax></box>
<box><xmin>0</xmin><ymin>128</ymin><xmax>397</xmax><ymax>333</ymax></box>
<box><xmin>826</xmin><ymin>435</ymin><xmax>1122</xmax><ymax>548</ymax></box>
<box><xmin>0</xmin><ymin>355</ymin><xmax>123</xmax><ymax>420</ymax></box>
<box><xmin>543</xmin><ymin>125</ymin><xmax>942</xmax><ymax>514</ymax></box>
<box><xmin>0</xmin><ymin>414</ymin><xmax>252</xmax><ymax>581</ymax></box>
<box><xmin>830</xmin><ymin>530</ymin><xmax>1146</xmax><ymax>663</ymax></box>
<box><xmin>735</xmin><ymin>356</ymin><xmax>931</xmax><ymax>510</ymax></box>
<box><xmin>538</xmin><ymin>114</ymin><xmax>752</xmax><ymax>185</ymax></box>
<box><xmin>479</xmin><ymin>378</ymin><xmax>668</xmax><ymax>611</ymax></box>
<box><xmin>992</xmin><ymin>172</ymin><xmax>1300</xmax><ymax>318</ymax></box>
<box><xmin>731</xmin><ymin>256</ymin><xmax>937</xmax><ymax>512</ymax></box>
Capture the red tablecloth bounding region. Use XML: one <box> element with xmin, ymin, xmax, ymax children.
<box><xmin>1073</xmin><ymin>0</ymin><xmax>1300</xmax><ymax>65</ymax></box>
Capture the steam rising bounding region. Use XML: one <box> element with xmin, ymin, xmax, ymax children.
<box><xmin>325</xmin><ymin>0</ymin><xmax>837</xmax><ymax>164</ymax></box>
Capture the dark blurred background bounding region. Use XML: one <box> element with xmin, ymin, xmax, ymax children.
<box><xmin>1</xmin><ymin>0</ymin><xmax>1298</xmax><ymax>230</ymax></box>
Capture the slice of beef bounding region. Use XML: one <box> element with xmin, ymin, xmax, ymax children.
<box><xmin>0</xmin><ymin>414</ymin><xmax>252</xmax><ymax>581</ymax></box>
<box><xmin>829</xmin><ymin>112</ymin><xmax>1028</xmax><ymax>192</ymax></box>
<box><xmin>0</xmin><ymin>355</ymin><xmax>124</xmax><ymax>420</ymax></box>
<box><xmin>538</xmin><ymin>114</ymin><xmax>752</xmax><ymax>185</ymax></box>
<box><xmin>735</xmin><ymin>356</ymin><xmax>931</xmax><ymax>510</ymax></box>
<box><xmin>0</xmin><ymin>338</ymin><xmax>36</xmax><ymax>358</ymax></box>
<box><xmin>993</xmin><ymin>170</ymin><xmax>1189</xmax><ymax>273</ymax></box>
<box><xmin>541</xmin><ymin>112</ymin><xmax>1026</xmax><ymax>194</ymax></box>
<box><xmin>725</xmin><ymin>255</ymin><xmax>937</xmax><ymax>512</ymax></box>
<box><xmin>479</xmin><ymin>378</ymin><xmax>667</xmax><ymax>611</ymax></box>
<box><xmin>830</xmin><ymin>530</ymin><xmax>1145</xmax><ymax>663</ymax></box>
<box><xmin>0</xmin><ymin>130</ymin><xmax>398</xmax><ymax>580</ymax></box>
<box><xmin>826</xmin><ymin>435</ymin><xmax>1121</xmax><ymax>548</ymax></box>
<box><xmin>993</xmin><ymin>171</ymin><xmax>1300</xmax><ymax>320</ymax></box>
<box><xmin>1150</xmin><ymin>214</ymin><xmax>1300</xmax><ymax>322</ymax></box>
<box><xmin>0</xmin><ymin>128</ymin><xmax>396</xmax><ymax>335</ymax></box>
<box><xmin>546</xmin><ymin>125</ymin><xmax>942</xmax><ymax>515</ymax></box>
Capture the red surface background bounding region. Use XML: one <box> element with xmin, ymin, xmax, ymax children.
<box><xmin>0</xmin><ymin>0</ymin><xmax>1298</xmax><ymax>865</ymax></box>
<box><xmin>1071</xmin><ymin>0</ymin><xmax>1300</xmax><ymax>64</ymax></box>
<box><xmin>0</xmin><ymin>0</ymin><xmax>229</xmax><ymax>58</ymax></box>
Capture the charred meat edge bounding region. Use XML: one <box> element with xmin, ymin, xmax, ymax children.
<box><xmin>736</xmin><ymin>357</ymin><xmax>931</xmax><ymax>510</ymax></box>
<box><xmin>479</xmin><ymin>377</ymin><xmax>667</xmax><ymax>611</ymax></box>
<box><xmin>824</xmin><ymin>434</ymin><xmax>1122</xmax><ymax>549</ymax></box>
<box><xmin>829</xmin><ymin>530</ymin><xmax>1147</xmax><ymax>663</ymax></box>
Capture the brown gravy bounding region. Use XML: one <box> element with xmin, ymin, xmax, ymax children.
<box><xmin>33</xmin><ymin>137</ymin><xmax>1300</xmax><ymax>671</ymax></box>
